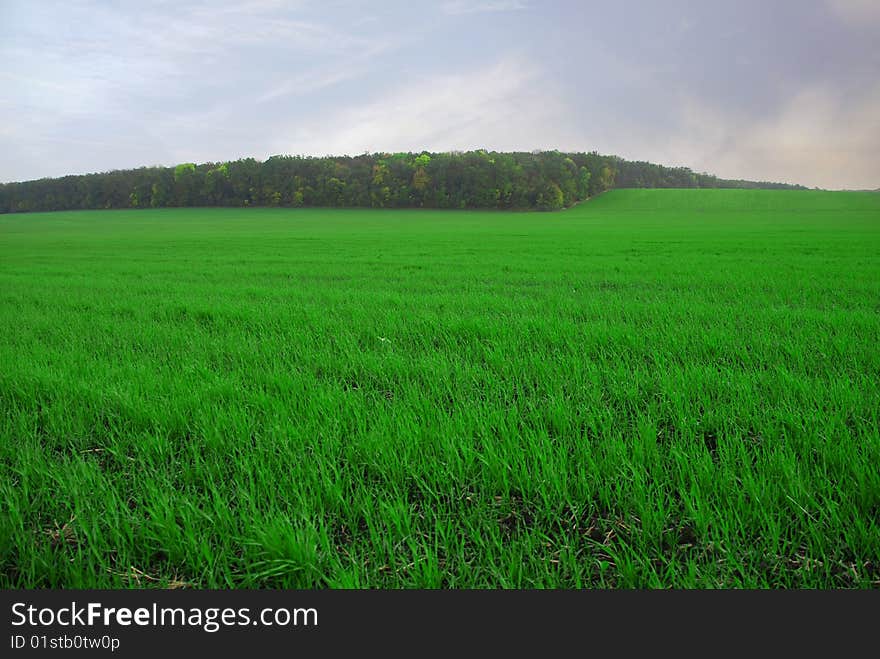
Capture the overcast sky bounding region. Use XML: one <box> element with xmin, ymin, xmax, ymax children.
<box><xmin>2</xmin><ymin>0</ymin><xmax>878</xmax><ymax>189</ymax></box>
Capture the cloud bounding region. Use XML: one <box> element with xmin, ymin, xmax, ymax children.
<box><xmin>254</xmin><ymin>41</ymin><xmax>398</xmax><ymax>104</ymax></box>
<box><xmin>1</xmin><ymin>1</ymin><xmax>393</xmax><ymax>109</ymax></box>
<box><xmin>826</xmin><ymin>0</ymin><xmax>880</xmax><ymax>26</ymax></box>
<box><xmin>254</xmin><ymin>70</ymin><xmax>358</xmax><ymax>104</ymax></box>
<box><xmin>652</xmin><ymin>84</ymin><xmax>880</xmax><ymax>189</ymax></box>
<box><xmin>738</xmin><ymin>85</ymin><xmax>880</xmax><ymax>189</ymax></box>
<box><xmin>273</xmin><ymin>55</ymin><xmax>573</xmax><ymax>156</ymax></box>
<box><xmin>0</xmin><ymin>0</ymin><xmax>406</xmax><ymax>180</ymax></box>
<box><xmin>441</xmin><ymin>1</ymin><xmax>527</xmax><ymax>16</ymax></box>
<box><xmin>2</xmin><ymin>1</ymin><xmax>878</xmax><ymax>189</ymax></box>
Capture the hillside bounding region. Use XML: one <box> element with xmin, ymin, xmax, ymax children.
<box><xmin>0</xmin><ymin>150</ymin><xmax>807</xmax><ymax>215</ymax></box>
<box><xmin>584</xmin><ymin>188</ymin><xmax>880</xmax><ymax>212</ymax></box>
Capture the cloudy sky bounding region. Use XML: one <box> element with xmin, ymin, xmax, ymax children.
<box><xmin>1</xmin><ymin>0</ymin><xmax>878</xmax><ymax>188</ymax></box>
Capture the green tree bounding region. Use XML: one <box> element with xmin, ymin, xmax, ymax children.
<box><xmin>537</xmin><ymin>182</ymin><xmax>564</xmax><ymax>210</ymax></box>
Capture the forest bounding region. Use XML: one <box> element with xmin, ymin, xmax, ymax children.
<box><xmin>0</xmin><ymin>150</ymin><xmax>806</xmax><ymax>214</ymax></box>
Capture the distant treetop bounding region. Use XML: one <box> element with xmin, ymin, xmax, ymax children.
<box><xmin>0</xmin><ymin>150</ymin><xmax>807</xmax><ymax>214</ymax></box>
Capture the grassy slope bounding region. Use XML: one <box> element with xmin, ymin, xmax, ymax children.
<box><xmin>1</xmin><ymin>190</ymin><xmax>879</xmax><ymax>588</ymax></box>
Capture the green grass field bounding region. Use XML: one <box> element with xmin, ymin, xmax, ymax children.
<box><xmin>2</xmin><ymin>189</ymin><xmax>879</xmax><ymax>588</ymax></box>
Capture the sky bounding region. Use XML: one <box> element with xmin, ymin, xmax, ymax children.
<box><xmin>1</xmin><ymin>0</ymin><xmax>878</xmax><ymax>189</ymax></box>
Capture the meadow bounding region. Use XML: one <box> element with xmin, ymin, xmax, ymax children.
<box><xmin>1</xmin><ymin>188</ymin><xmax>878</xmax><ymax>588</ymax></box>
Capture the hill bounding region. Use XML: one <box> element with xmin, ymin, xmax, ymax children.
<box><xmin>584</xmin><ymin>188</ymin><xmax>880</xmax><ymax>212</ymax></box>
<box><xmin>0</xmin><ymin>150</ymin><xmax>808</xmax><ymax>215</ymax></box>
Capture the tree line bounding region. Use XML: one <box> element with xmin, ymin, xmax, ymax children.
<box><xmin>610</xmin><ymin>157</ymin><xmax>806</xmax><ymax>191</ymax></box>
<box><xmin>0</xmin><ymin>150</ymin><xmax>806</xmax><ymax>214</ymax></box>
